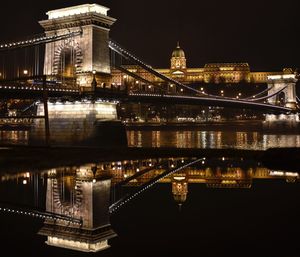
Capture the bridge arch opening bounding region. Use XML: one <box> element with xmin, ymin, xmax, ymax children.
<box><xmin>59</xmin><ymin>47</ymin><xmax>76</xmax><ymax>78</ymax></box>
<box><xmin>277</xmin><ymin>91</ymin><xmax>286</xmax><ymax>106</ymax></box>
<box><xmin>53</xmin><ymin>41</ymin><xmax>83</xmax><ymax>79</ymax></box>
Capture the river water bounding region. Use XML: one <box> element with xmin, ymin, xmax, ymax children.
<box><xmin>0</xmin><ymin>127</ymin><xmax>300</xmax><ymax>256</ymax></box>
<box><xmin>1</xmin><ymin>130</ymin><xmax>300</xmax><ymax>150</ymax></box>
<box><xmin>127</xmin><ymin>130</ymin><xmax>300</xmax><ymax>149</ymax></box>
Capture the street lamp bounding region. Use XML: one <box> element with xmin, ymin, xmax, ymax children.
<box><xmin>91</xmin><ymin>70</ymin><xmax>97</xmax><ymax>91</ymax></box>
<box><xmin>23</xmin><ymin>69</ymin><xmax>28</xmax><ymax>76</ymax></box>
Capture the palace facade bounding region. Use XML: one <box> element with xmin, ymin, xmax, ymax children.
<box><xmin>111</xmin><ymin>42</ymin><xmax>287</xmax><ymax>86</ymax></box>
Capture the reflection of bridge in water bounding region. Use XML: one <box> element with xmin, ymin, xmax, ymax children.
<box><xmin>0</xmin><ymin>156</ymin><xmax>299</xmax><ymax>252</ymax></box>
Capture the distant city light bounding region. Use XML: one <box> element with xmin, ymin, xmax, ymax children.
<box><xmin>23</xmin><ymin>70</ymin><xmax>28</xmax><ymax>75</ymax></box>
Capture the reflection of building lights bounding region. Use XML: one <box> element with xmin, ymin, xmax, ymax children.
<box><xmin>270</xmin><ymin>171</ymin><xmax>284</xmax><ymax>176</ymax></box>
<box><xmin>286</xmin><ymin>172</ymin><xmax>299</xmax><ymax>177</ymax></box>
<box><xmin>173</xmin><ymin>176</ymin><xmax>185</xmax><ymax>181</ymax></box>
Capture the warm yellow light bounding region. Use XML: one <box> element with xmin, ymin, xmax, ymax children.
<box><xmin>92</xmin><ymin>179</ymin><xmax>97</xmax><ymax>183</ymax></box>
<box><xmin>47</xmin><ymin>4</ymin><xmax>110</xmax><ymax>20</ymax></box>
<box><xmin>221</xmin><ymin>90</ymin><xmax>224</xmax><ymax>94</ymax></box>
<box><xmin>173</xmin><ymin>176</ymin><xmax>185</xmax><ymax>181</ymax></box>
<box><xmin>23</xmin><ymin>179</ymin><xmax>27</xmax><ymax>185</ymax></box>
<box><xmin>92</xmin><ymin>70</ymin><xmax>96</xmax><ymax>75</ymax></box>
<box><xmin>23</xmin><ymin>70</ymin><xmax>28</xmax><ymax>75</ymax></box>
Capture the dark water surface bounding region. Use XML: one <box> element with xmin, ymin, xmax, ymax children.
<box><xmin>0</xmin><ymin>157</ymin><xmax>299</xmax><ymax>257</ymax></box>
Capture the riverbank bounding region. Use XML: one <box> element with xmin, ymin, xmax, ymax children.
<box><xmin>0</xmin><ymin>145</ymin><xmax>299</xmax><ymax>173</ymax></box>
<box><xmin>125</xmin><ymin>120</ymin><xmax>300</xmax><ymax>134</ymax></box>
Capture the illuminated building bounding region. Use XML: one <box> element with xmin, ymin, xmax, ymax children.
<box><xmin>112</xmin><ymin>43</ymin><xmax>288</xmax><ymax>86</ymax></box>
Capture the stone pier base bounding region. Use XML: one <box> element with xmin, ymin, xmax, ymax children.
<box><xmin>263</xmin><ymin>114</ymin><xmax>300</xmax><ymax>130</ymax></box>
<box><xmin>29</xmin><ymin>101</ymin><xmax>127</xmax><ymax>147</ymax></box>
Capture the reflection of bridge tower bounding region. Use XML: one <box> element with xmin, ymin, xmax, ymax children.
<box><xmin>39</xmin><ymin>4</ymin><xmax>116</xmax><ymax>88</ymax></box>
<box><xmin>267</xmin><ymin>71</ymin><xmax>298</xmax><ymax>109</ymax></box>
<box><xmin>39</xmin><ymin>167</ymin><xmax>116</xmax><ymax>252</ymax></box>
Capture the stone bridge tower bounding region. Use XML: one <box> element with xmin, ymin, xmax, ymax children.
<box><xmin>39</xmin><ymin>3</ymin><xmax>116</xmax><ymax>89</ymax></box>
<box><xmin>267</xmin><ymin>69</ymin><xmax>298</xmax><ymax>109</ymax></box>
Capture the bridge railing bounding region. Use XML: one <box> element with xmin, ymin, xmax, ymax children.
<box><xmin>0</xmin><ymin>75</ymin><xmax>80</xmax><ymax>93</ymax></box>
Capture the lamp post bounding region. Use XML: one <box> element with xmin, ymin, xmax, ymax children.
<box><xmin>91</xmin><ymin>70</ymin><xmax>97</xmax><ymax>91</ymax></box>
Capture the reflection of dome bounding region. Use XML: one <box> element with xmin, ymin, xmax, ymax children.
<box><xmin>173</xmin><ymin>193</ymin><xmax>187</xmax><ymax>204</ymax></box>
<box><xmin>172</xmin><ymin>175</ymin><xmax>188</xmax><ymax>210</ymax></box>
<box><xmin>172</xmin><ymin>42</ymin><xmax>185</xmax><ymax>58</ymax></box>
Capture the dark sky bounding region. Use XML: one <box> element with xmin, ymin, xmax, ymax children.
<box><xmin>0</xmin><ymin>0</ymin><xmax>299</xmax><ymax>71</ymax></box>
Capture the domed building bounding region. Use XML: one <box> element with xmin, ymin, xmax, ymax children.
<box><xmin>111</xmin><ymin>41</ymin><xmax>288</xmax><ymax>88</ymax></box>
<box><xmin>170</xmin><ymin>42</ymin><xmax>187</xmax><ymax>79</ymax></box>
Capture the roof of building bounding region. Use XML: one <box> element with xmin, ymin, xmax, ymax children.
<box><xmin>172</xmin><ymin>42</ymin><xmax>185</xmax><ymax>58</ymax></box>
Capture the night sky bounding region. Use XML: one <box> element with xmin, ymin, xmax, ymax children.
<box><xmin>0</xmin><ymin>0</ymin><xmax>299</xmax><ymax>71</ymax></box>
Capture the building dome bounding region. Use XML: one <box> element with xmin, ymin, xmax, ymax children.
<box><xmin>172</xmin><ymin>42</ymin><xmax>185</xmax><ymax>58</ymax></box>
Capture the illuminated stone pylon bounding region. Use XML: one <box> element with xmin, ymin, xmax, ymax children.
<box><xmin>267</xmin><ymin>72</ymin><xmax>298</xmax><ymax>109</ymax></box>
<box><xmin>39</xmin><ymin>4</ymin><xmax>116</xmax><ymax>88</ymax></box>
<box><xmin>39</xmin><ymin>167</ymin><xmax>116</xmax><ymax>252</ymax></box>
